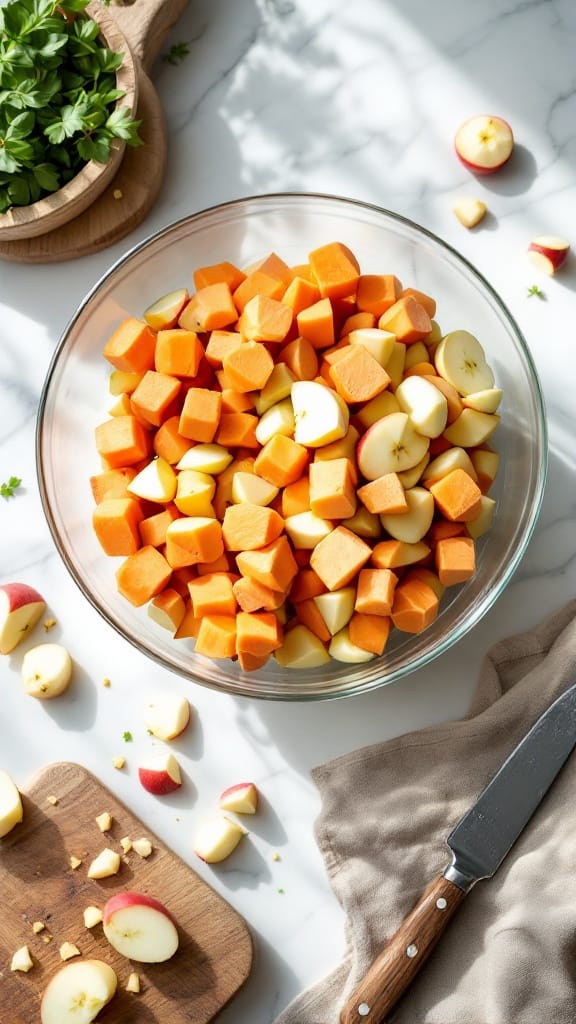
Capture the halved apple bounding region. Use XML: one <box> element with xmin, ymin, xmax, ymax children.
<box><xmin>455</xmin><ymin>115</ymin><xmax>514</xmax><ymax>174</ymax></box>
<box><xmin>103</xmin><ymin>892</ymin><xmax>179</xmax><ymax>962</ymax></box>
<box><xmin>396</xmin><ymin>375</ymin><xmax>448</xmax><ymax>438</ymax></box>
<box><xmin>380</xmin><ymin>486</ymin><xmax>434</xmax><ymax>544</ymax></box>
<box><xmin>0</xmin><ymin>582</ymin><xmax>46</xmax><ymax>655</ymax></box>
<box><xmin>434</xmin><ymin>331</ymin><xmax>494</xmax><ymax>396</ymax></box>
<box><xmin>40</xmin><ymin>959</ymin><xmax>117</xmax><ymax>1024</ymax></box>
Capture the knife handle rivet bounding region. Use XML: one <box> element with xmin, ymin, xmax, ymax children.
<box><xmin>358</xmin><ymin>1003</ymin><xmax>370</xmax><ymax>1016</ymax></box>
<box><xmin>436</xmin><ymin>897</ymin><xmax>448</xmax><ymax>910</ymax></box>
<box><xmin>406</xmin><ymin>943</ymin><xmax>419</xmax><ymax>958</ymax></box>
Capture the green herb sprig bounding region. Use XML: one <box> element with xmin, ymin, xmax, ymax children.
<box><xmin>0</xmin><ymin>475</ymin><xmax>22</xmax><ymax>498</ymax></box>
<box><xmin>527</xmin><ymin>284</ymin><xmax>545</xmax><ymax>299</ymax></box>
<box><xmin>162</xmin><ymin>42</ymin><xmax>190</xmax><ymax>66</ymax></box>
<box><xmin>0</xmin><ymin>0</ymin><xmax>142</xmax><ymax>213</ymax></box>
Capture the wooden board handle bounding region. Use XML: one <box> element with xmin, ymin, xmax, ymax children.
<box><xmin>339</xmin><ymin>876</ymin><xmax>467</xmax><ymax>1024</ymax></box>
<box><xmin>112</xmin><ymin>0</ymin><xmax>189</xmax><ymax>73</ymax></box>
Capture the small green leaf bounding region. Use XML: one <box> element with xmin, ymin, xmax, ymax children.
<box><xmin>0</xmin><ymin>476</ymin><xmax>22</xmax><ymax>499</ymax></box>
<box><xmin>163</xmin><ymin>42</ymin><xmax>190</xmax><ymax>66</ymax></box>
<box><xmin>76</xmin><ymin>134</ymin><xmax>110</xmax><ymax>164</ymax></box>
<box><xmin>527</xmin><ymin>284</ymin><xmax>545</xmax><ymax>299</ymax></box>
<box><xmin>33</xmin><ymin>162</ymin><xmax>60</xmax><ymax>191</ymax></box>
<box><xmin>0</xmin><ymin>148</ymin><xmax>19</xmax><ymax>174</ymax></box>
<box><xmin>122</xmin><ymin>730</ymin><xmax>133</xmax><ymax>743</ymax></box>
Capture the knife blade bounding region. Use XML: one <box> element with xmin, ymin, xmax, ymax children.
<box><xmin>339</xmin><ymin>680</ymin><xmax>576</xmax><ymax>1024</ymax></box>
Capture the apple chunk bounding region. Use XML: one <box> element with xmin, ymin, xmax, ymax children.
<box><xmin>40</xmin><ymin>959</ymin><xmax>117</xmax><ymax>1024</ymax></box>
<box><xmin>291</xmin><ymin>380</ymin><xmax>349</xmax><ymax>447</ymax></box>
<box><xmin>21</xmin><ymin>643</ymin><xmax>72</xmax><ymax>698</ymax></box>
<box><xmin>103</xmin><ymin>892</ymin><xmax>179</xmax><ymax>963</ymax></box>
<box><xmin>143</xmin><ymin>288</ymin><xmax>189</xmax><ymax>330</ymax></box>
<box><xmin>193</xmin><ymin>815</ymin><xmax>245</xmax><ymax>863</ymax></box>
<box><xmin>527</xmin><ymin>236</ymin><xmax>570</xmax><ymax>275</ymax></box>
<box><xmin>0</xmin><ymin>769</ymin><xmax>23</xmax><ymax>838</ymax></box>
<box><xmin>0</xmin><ymin>582</ymin><xmax>46</xmax><ymax>655</ymax></box>
<box><xmin>138</xmin><ymin>752</ymin><xmax>182</xmax><ymax>795</ymax></box>
<box><xmin>219</xmin><ymin>782</ymin><xmax>259</xmax><ymax>815</ymax></box>
<box><xmin>143</xmin><ymin>694</ymin><xmax>191</xmax><ymax>741</ymax></box>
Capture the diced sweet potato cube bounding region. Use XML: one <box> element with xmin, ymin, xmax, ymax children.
<box><xmin>216</xmin><ymin>412</ymin><xmax>260</xmax><ymax>448</ymax></box>
<box><xmin>296</xmin><ymin>297</ymin><xmax>335</xmax><ymax>349</ymax></box>
<box><xmin>130</xmin><ymin>370</ymin><xmax>181</xmax><ymax>427</ymax></box>
<box><xmin>435</xmin><ymin>536</ymin><xmax>476</xmax><ymax>586</ymax></box>
<box><xmin>139</xmin><ymin>505</ymin><xmax>181</xmax><ymax>548</ymax></box>
<box><xmin>308</xmin><ymin>242</ymin><xmax>360</xmax><ymax>300</ymax></box>
<box><xmin>222</xmin><ymin>340</ymin><xmax>275</xmax><ymax>392</ymax></box>
<box><xmin>165</xmin><ymin>517</ymin><xmax>224</xmax><ymax>568</ymax></box>
<box><xmin>236</xmin><ymin>611</ymin><xmax>282</xmax><ymax>656</ymax></box>
<box><xmin>222</xmin><ymin>503</ymin><xmax>285</xmax><ymax>551</ymax></box>
<box><xmin>115</xmin><ymin>546</ymin><xmax>172</xmax><ymax>607</ymax></box>
<box><xmin>356</xmin><ymin>275</ymin><xmax>401</xmax><ymax>317</ymax></box>
<box><xmin>255</xmin><ymin>435</ymin><xmax>309</xmax><ymax>488</ymax></box>
<box><xmin>90</xmin><ymin>467</ymin><xmax>137</xmax><ymax>503</ymax></box>
<box><xmin>194</xmin><ymin>615</ymin><xmax>237</xmax><ymax>659</ymax></box>
<box><xmin>357</xmin><ymin>473</ymin><xmax>407</xmax><ymax>515</ymax></box>
<box><xmin>355</xmin><ymin>568</ymin><xmax>398</xmax><ymax>616</ymax></box>
<box><xmin>187</xmin><ymin>573</ymin><xmax>238</xmax><ymax>617</ymax></box>
<box><xmin>149</xmin><ymin>588</ymin><xmax>186</xmax><ymax>632</ymax></box>
<box><xmin>309</xmin><ymin>458</ymin><xmax>356</xmax><ymax>519</ymax></box>
<box><xmin>278</xmin><ymin>336</ymin><xmax>319</xmax><ymax>381</ymax></box>
<box><xmin>310</xmin><ymin>526</ymin><xmax>372</xmax><ymax>591</ymax></box>
<box><xmin>179</xmin><ymin>387</ymin><xmax>222</xmax><ymax>442</ymax></box>
<box><xmin>153</xmin><ymin>415</ymin><xmax>192</xmax><ymax>464</ymax></box>
<box><xmin>328</xmin><ymin>344</ymin><xmax>391</xmax><ymax>403</ymax></box>
<box><xmin>232</xmin><ymin>576</ymin><xmax>285</xmax><ymax>613</ymax></box>
<box><xmin>95</xmin><ymin>415</ymin><xmax>151</xmax><ymax>468</ymax></box>
<box><xmin>429</xmin><ymin>468</ymin><xmax>482</xmax><ymax>522</ymax></box>
<box><xmin>92</xmin><ymin>497</ymin><xmax>144</xmax><ymax>556</ymax></box>
<box><xmin>348</xmin><ymin>612</ymin><xmax>391</xmax><ymax>655</ymax></box>
<box><xmin>154</xmin><ymin>329</ymin><xmax>205</xmax><ymax>378</ymax></box>
<box><xmin>193</xmin><ymin>261</ymin><xmax>246</xmax><ymax>292</ymax></box>
<box><xmin>179</xmin><ymin>282</ymin><xmax>238</xmax><ymax>332</ymax></box>
<box><xmin>103</xmin><ymin>317</ymin><xmax>157</xmax><ymax>373</ymax></box>
<box><xmin>238</xmin><ymin>294</ymin><xmax>293</xmax><ymax>344</ymax></box>
<box><xmin>236</xmin><ymin>536</ymin><xmax>298</xmax><ymax>592</ymax></box>
<box><xmin>391</xmin><ymin>578</ymin><xmax>439</xmax><ymax>633</ymax></box>
<box><xmin>378</xmin><ymin>296</ymin><xmax>432</xmax><ymax>344</ymax></box>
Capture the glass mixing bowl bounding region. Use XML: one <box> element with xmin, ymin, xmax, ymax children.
<box><xmin>37</xmin><ymin>194</ymin><xmax>547</xmax><ymax>700</ymax></box>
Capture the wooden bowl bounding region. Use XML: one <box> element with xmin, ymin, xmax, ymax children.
<box><xmin>0</xmin><ymin>2</ymin><xmax>137</xmax><ymax>242</ymax></box>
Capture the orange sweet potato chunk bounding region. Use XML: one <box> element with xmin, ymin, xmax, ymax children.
<box><xmin>328</xmin><ymin>344</ymin><xmax>391</xmax><ymax>403</ymax></box>
<box><xmin>179</xmin><ymin>387</ymin><xmax>222</xmax><ymax>442</ymax></box>
<box><xmin>187</xmin><ymin>572</ymin><xmax>238</xmax><ymax>618</ymax></box>
<box><xmin>357</xmin><ymin>473</ymin><xmax>407</xmax><ymax>515</ymax></box>
<box><xmin>378</xmin><ymin>296</ymin><xmax>432</xmax><ymax>344</ymax></box>
<box><xmin>429</xmin><ymin>468</ymin><xmax>482</xmax><ymax>523</ymax></box>
<box><xmin>92</xmin><ymin>497</ymin><xmax>144</xmax><ymax>556</ymax></box>
<box><xmin>435</xmin><ymin>536</ymin><xmax>476</xmax><ymax>586</ymax></box>
<box><xmin>348</xmin><ymin>612</ymin><xmax>391</xmax><ymax>655</ymax></box>
<box><xmin>179</xmin><ymin>282</ymin><xmax>238</xmax><ymax>332</ymax></box>
<box><xmin>90</xmin><ymin>467</ymin><xmax>137</xmax><ymax>504</ymax></box>
<box><xmin>194</xmin><ymin>614</ymin><xmax>237</xmax><ymax>659</ymax></box>
<box><xmin>236</xmin><ymin>611</ymin><xmax>282</xmax><ymax>656</ymax></box>
<box><xmin>95</xmin><ymin>415</ymin><xmax>151</xmax><ymax>468</ymax></box>
<box><xmin>308</xmin><ymin>242</ymin><xmax>360</xmax><ymax>300</ymax></box>
<box><xmin>355</xmin><ymin>568</ymin><xmax>398</xmax><ymax>616</ymax></box>
<box><xmin>103</xmin><ymin>317</ymin><xmax>157</xmax><ymax>373</ymax></box>
<box><xmin>254</xmin><ymin>435</ymin><xmax>309</xmax><ymax>488</ymax></box>
<box><xmin>309</xmin><ymin>458</ymin><xmax>356</xmax><ymax>519</ymax></box>
<box><xmin>296</xmin><ymin>297</ymin><xmax>335</xmax><ymax>350</ymax></box>
<box><xmin>356</xmin><ymin>275</ymin><xmax>401</xmax><ymax>317</ymax></box>
<box><xmin>130</xmin><ymin>370</ymin><xmax>181</xmax><ymax>427</ymax></box>
<box><xmin>154</xmin><ymin>329</ymin><xmax>205</xmax><ymax>378</ymax></box>
<box><xmin>391</xmin><ymin>578</ymin><xmax>439</xmax><ymax>633</ymax></box>
<box><xmin>222</xmin><ymin>503</ymin><xmax>285</xmax><ymax>551</ymax></box>
<box><xmin>310</xmin><ymin>526</ymin><xmax>372</xmax><ymax>591</ymax></box>
<box><xmin>116</xmin><ymin>546</ymin><xmax>172</xmax><ymax>607</ymax></box>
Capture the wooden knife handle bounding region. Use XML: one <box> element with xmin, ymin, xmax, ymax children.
<box><xmin>339</xmin><ymin>875</ymin><xmax>467</xmax><ymax>1024</ymax></box>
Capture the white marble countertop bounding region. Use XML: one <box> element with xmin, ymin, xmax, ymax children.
<box><xmin>1</xmin><ymin>1</ymin><xmax>576</xmax><ymax>1021</ymax></box>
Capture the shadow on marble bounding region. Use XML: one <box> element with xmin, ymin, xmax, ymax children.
<box><xmin>214</xmin><ymin>926</ymin><xmax>301</xmax><ymax>1024</ymax></box>
<box><xmin>206</xmin><ymin>833</ymin><xmax>273</xmax><ymax>891</ymax></box>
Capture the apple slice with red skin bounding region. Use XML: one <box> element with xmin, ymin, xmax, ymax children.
<box><xmin>0</xmin><ymin>582</ymin><xmax>46</xmax><ymax>655</ymax></box>
<box><xmin>40</xmin><ymin>959</ymin><xmax>117</xmax><ymax>1024</ymax></box>
<box><xmin>527</xmin><ymin>236</ymin><xmax>570</xmax><ymax>275</ymax></box>
<box><xmin>103</xmin><ymin>892</ymin><xmax>179</xmax><ymax>963</ymax></box>
<box><xmin>138</xmin><ymin>752</ymin><xmax>182</xmax><ymax>795</ymax></box>
<box><xmin>454</xmin><ymin>115</ymin><xmax>514</xmax><ymax>174</ymax></box>
<box><xmin>219</xmin><ymin>782</ymin><xmax>259</xmax><ymax>815</ymax></box>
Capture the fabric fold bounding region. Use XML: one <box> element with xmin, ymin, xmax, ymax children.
<box><xmin>275</xmin><ymin>600</ymin><xmax>576</xmax><ymax>1024</ymax></box>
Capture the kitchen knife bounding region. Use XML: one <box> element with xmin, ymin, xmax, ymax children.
<box><xmin>339</xmin><ymin>679</ymin><xmax>576</xmax><ymax>1024</ymax></box>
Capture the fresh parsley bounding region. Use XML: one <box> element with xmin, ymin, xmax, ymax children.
<box><xmin>527</xmin><ymin>284</ymin><xmax>545</xmax><ymax>299</ymax></box>
<box><xmin>163</xmin><ymin>42</ymin><xmax>190</xmax><ymax>66</ymax></box>
<box><xmin>122</xmin><ymin>730</ymin><xmax>133</xmax><ymax>742</ymax></box>
<box><xmin>0</xmin><ymin>0</ymin><xmax>142</xmax><ymax>213</ymax></box>
<box><xmin>0</xmin><ymin>475</ymin><xmax>22</xmax><ymax>498</ymax></box>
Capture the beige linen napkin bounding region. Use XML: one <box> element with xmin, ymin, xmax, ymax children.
<box><xmin>275</xmin><ymin>600</ymin><xmax>576</xmax><ymax>1024</ymax></box>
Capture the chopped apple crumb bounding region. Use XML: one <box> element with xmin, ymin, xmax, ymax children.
<box><xmin>132</xmin><ymin>837</ymin><xmax>153</xmax><ymax>858</ymax></box>
<box><xmin>43</xmin><ymin>618</ymin><xmax>57</xmax><ymax>631</ymax></box>
<box><xmin>83</xmin><ymin>905</ymin><xmax>103</xmax><ymax>929</ymax></box>
<box><xmin>113</xmin><ymin>188</ymin><xmax>123</xmax><ymax>200</ymax></box>
<box><xmin>126</xmin><ymin>971</ymin><xmax>141</xmax><ymax>993</ymax></box>
<box><xmin>42</xmin><ymin>934</ymin><xmax>52</xmax><ymax>944</ymax></box>
<box><xmin>32</xmin><ymin>921</ymin><xmax>45</xmax><ymax>934</ymax></box>
<box><xmin>120</xmin><ymin>836</ymin><xmax>133</xmax><ymax>854</ymax></box>
<box><xmin>11</xmin><ymin>945</ymin><xmax>34</xmax><ymax>972</ymax></box>
<box><xmin>102</xmin><ymin>677</ymin><xmax>111</xmax><ymax>687</ymax></box>
<box><xmin>59</xmin><ymin>941</ymin><xmax>81</xmax><ymax>961</ymax></box>
<box><xmin>112</xmin><ymin>755</ymin><xmax>126</xmax><ymax>770</ymax></box>
<box><xmin>69</xmin><ymin>855</ymin><xmax>82</xmax><ymax>870</ymax></box>
<box><xmin>95</xmin><ymin>811</ymin><xmax>112</xmax><ymax>833</ymax></box>
<box><xmin>272</xmin><ymin>851</ymin><xmax>281</xmax><ymax>862</ymax></box>
<box><xmin>46</xmin><ymin>795</ymin><xmax>58</xmax><ymax>806</ymax></box>
<box><xmin>87</xmin><ymin>847</ymin><xmax>121</xmax><ymax>879</ymax></box>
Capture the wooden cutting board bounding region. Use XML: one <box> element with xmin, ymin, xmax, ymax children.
<box><xmin>0</xmin><ymin>762</ymin><xmax>253</xmax><ymax>1022</ymax></box>
<box><xmin>0</xmin><ymin>0</ymin><xmax>188</xmax><ymax>264</ymax></box>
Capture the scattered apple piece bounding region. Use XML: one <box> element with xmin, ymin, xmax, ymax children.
<box><xmin>40</xmin><ymin>959</ymin><xmax>117</xmax><ymax>1024</ymax></box>
<box><xmin>95</xmin><ymin>811</ymin><xmax>112</xmax><ymax>833</ymax></box>
<box><xmin>193</xmin><ymin>815</ymin><xmax>245</xmax><ymax>863</ymax></box>
<box><xmin>132</xmin><ymin>837</ymin><xmax>153</xmax><ymax>858</ymax></box>
<box><xmin>83</xmin><ymin>906</ymin><xmax>103</xmax><ymax>929</ymax></box>
<box><xmin>59</xmin><ymin>942</ymin><xmax>81</xmax><ymax>961</ymax></box>
<box><xmin>11</xmin><ymin>945</ymin><xmax>34</xmax><ymax>972</ymax></box>
<box><xmin>112</xmin><ymin>756</ymin><xmax>125</xmax><ymax>770</ymax></box>
<box><xmin>452</xmin><ymin>198</ymin><xmax>487</xmax><ymax>228</ymax></box>
<box><xmin>103</xmin><ymin>892</ymin><xmax>179</xmax><ymax>963</ymax></box>
<box><xmin>47</xmin><ymin>794</ymin><xmax>58</xmax><ymax>805</ymax></box>
<box><xmin>527</xmin><ymin>235</ymin><xmax>570</xmax><ymax>275</ymax></box>
<box><xmin>126</xmin><ymin>971</ymin><xmax>141</xmax><ymax>993</ymax></box>
<box><xmin>69</xmin><ymin>855</ymin><xmax>82</xmax><ymax>870</ymax></box>
<box><xmin>0</xmin><ymin>582</ymin><xmax>46</xmax><ymax>655</ymax></box>
<box><xmin>0</xmin><ymin>768</ymin><xmax>23</xmax><ymax>837</ymax></box>
<box><xmin>138</xmin><ymin>752</ymin><xmax>182</xmax><ymax>795</ymax></box>
<box><xmin>32</xmin><ymin>921</ymin><xmax>46</xmax><ymax>934</ymax></box>
<box><xmin>120</xmin><ymin>836</ymin><xmax>132</xmax><ymax>854</ymax></box>
<box><xmin>21</xmin><ymin>643</ymin><xmax>72</xmax><ymax>699</ymax></box>
<box><xmin>219</xmin><ymin>782</ymin><xmax>259</xmax><ymax>815</ymax></box>
<box><xmin>455</xmin><ymin>114</ymin><xmax>514</xmax><ymax>174</ymax></box>
<box><xmin>87</xmin><ymin>848</ymin><xmax>121</xmax><ymax>879</ymax></box>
